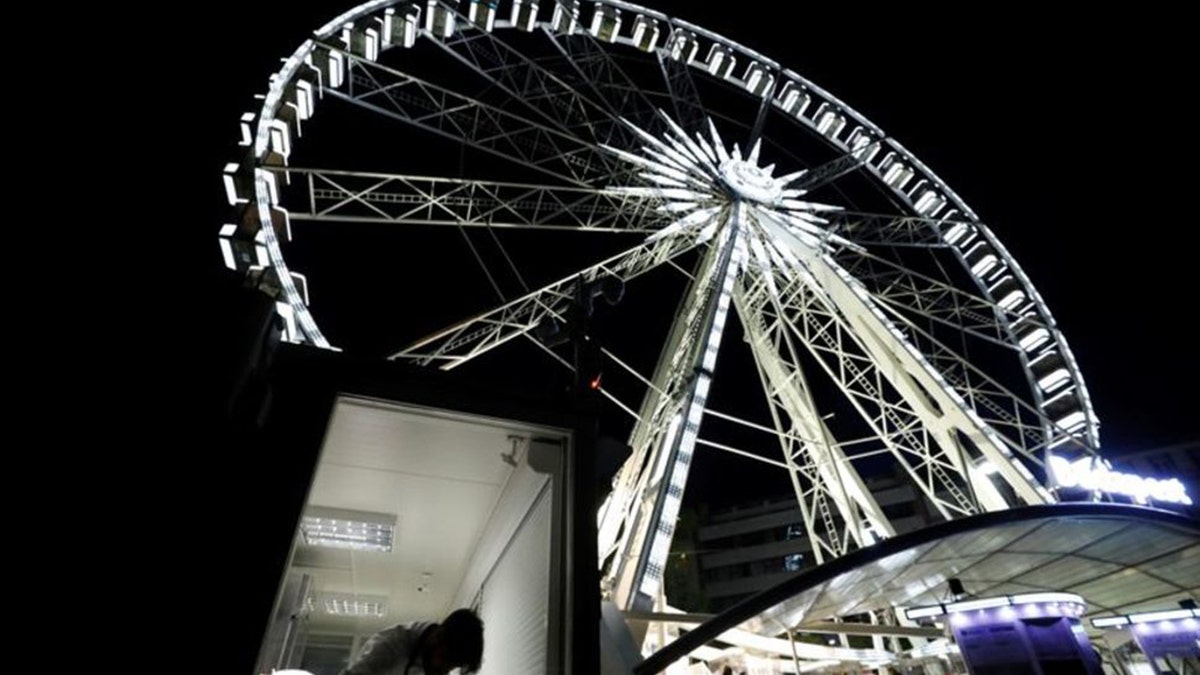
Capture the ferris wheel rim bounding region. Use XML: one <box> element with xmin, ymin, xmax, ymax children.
<box><xmin>229</xmin><ymin>0</ymin><xmax>1097</xmax><ymax>455</ymax></box>
<box><xmin>225</xmin><ymin>0</ymin><xmax>1102</xmax><ymax>535</ymax></box>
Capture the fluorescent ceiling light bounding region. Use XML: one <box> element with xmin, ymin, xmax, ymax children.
<box><xmin>301</xmin><ymin>506</ymin><xmax>397</xmax><ymax>552</ymax></box>
<box><xmin>320</xmin><ymin>592</ymin><xmax>389</xmax><ymax>617</ymax></box>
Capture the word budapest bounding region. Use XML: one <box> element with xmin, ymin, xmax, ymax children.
<box><xmin>1048</xmin><ymin>456</ymin><xmax>1192</xmax><ymax>505</ymax></box>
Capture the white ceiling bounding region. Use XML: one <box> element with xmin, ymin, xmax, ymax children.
<box><xmin>288</xmin><ymin>396</ymin><xmax>560</xmax><ymax>634</ymax></box>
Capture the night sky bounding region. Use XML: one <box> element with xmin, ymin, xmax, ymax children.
<box><xmin>193</xmin><ymin>1</ymin><xmax>1197</xmax><ymax>508</ymax></box>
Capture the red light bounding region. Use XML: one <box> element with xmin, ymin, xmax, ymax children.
<box><xmin>589</xmin><ymin>375</ymin><xmax>602</xmax><ymax>390</ymax></box>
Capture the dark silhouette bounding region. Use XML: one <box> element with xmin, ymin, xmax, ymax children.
<box><xmin>342</xmin><ymin>608</ymin><xmax>484</xmax><ymax>675</ymax></box>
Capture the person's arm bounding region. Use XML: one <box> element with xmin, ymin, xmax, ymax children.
<box><xmin>342</xmin><ymin>627</ymin><xmax>406</xmax><ymax>675</ymax></box>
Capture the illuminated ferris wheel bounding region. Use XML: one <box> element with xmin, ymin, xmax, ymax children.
<box><xmin>218</xmin><ymin>0</ymin><xmax>1105</xmax><ymax>615</ymax></box>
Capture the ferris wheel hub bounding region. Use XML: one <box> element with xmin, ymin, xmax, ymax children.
<box><xmin>719</xmin><ymin>158</ymin><xmax>783</xmax><ymax>205</ymax></box>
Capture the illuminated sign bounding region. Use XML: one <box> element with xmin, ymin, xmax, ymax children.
<box><xmin>1048</xmin><ymin>455</ymin><xmax>1192</xmax><ymax>505</ymax></box>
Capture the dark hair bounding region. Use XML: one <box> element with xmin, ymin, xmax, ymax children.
<box><xmin>441</xmin><ymin>608</ymin><xmax>484</xmax><ymax>672</ymax></box>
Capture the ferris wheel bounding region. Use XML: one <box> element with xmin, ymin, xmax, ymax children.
<box><xmin>218</xmin><ymin>0</ymin><xmax>1104</xmax><ymax>615</ymax></box>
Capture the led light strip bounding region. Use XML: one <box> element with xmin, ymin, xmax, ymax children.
<box><xmin>903</xmin><ymin>592</ymin><xmax>1087</xmax><ymax>621</ymax></box>
<box><xmin>1092</xmin><ymin>608</ymin><xmax>1200</xmax><ymax>628</ymax></box>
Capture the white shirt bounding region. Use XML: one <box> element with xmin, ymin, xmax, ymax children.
<box><xmin>342</xmin><ymin>621</ymin><xmax>437</xmax><ymax>675</ymax></box>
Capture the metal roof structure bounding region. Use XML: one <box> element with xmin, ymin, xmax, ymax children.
<box><xmin>637</xmin><ymin>504</ymin><xmax>1199</xmax><ymax>673</ymax></box>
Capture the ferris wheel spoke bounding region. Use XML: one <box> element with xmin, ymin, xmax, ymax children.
<box><xmin>317</xmin><ymin>43</ymin><xmax>604</xmax><ymax>186</ymax></box>
<box><xmin>746</xmin><ymin>67</ymin><xmax>780</xmax><ymax>149</ymax></box>
<box><xmin>833</xmin><ymin>247</ymin><xmax>1032</xmax><ymax>349</ymax></box>
<box><xmin>271</xmin><ymin>166</ymin><xmax>671</xmax><ymax>232</ymax></box>
<box><xmin>388</xmin><ymin>224</ymin><xmax>709</xmax><ymax>368</ymax></box>
<box><xmin>787</xmin><ymin>141</ymin><xmax>887</xmax><ymax>193</ymax></box>
<box><xmin>835</xmin><ymin>243</ymin><xmax>1097</xmax><ymax>456</ymax></box>
<box><xmin>734</xmin><ymin>277</ymin><xmax>896</xmax><ymax>564</ymax></box>
<box><xmin>425</xmin><ymin>17</ymin><xmax>641</xmax><ymax>182</ymax></box>
<box><xmin>769</xmin><ymin>253</ymin><xmax>1056</xmax><ymax>512</ymax></box>
<box><xmin>740</xmin><ymin>266</ymin><xmax>984</xmax><ymax>520</ymax></box>
<box><xmin>600</xmin><ymin>205</ymin><xmax>748</xmax><ymax>612</ymax></box>
<box><xmin>541</xmin><ymin>26</ymin><xmax>667</xmax><ymax>140</ymax></box>
<box><xmin>823</xmin><ymin>211</ymin><xmax>950</xmax><ymax>248</ymax></box>
<box><xmin>656</xmin><ymin>48</ymin><xmax>708</xmax><ymax>134</ymax></box>
<box><xmin>869</xmin><ymin>297</ymin><xmax>1095</xmax><ymax>461</ymax></box>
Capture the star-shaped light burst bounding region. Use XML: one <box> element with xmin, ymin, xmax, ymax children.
<box><xmin>603</xmin><ymin>112</ymin><xmax>860</xmax><ymax>273</ymax></box>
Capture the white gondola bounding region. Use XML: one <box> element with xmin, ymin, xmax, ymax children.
<box><xmin>469</xmin><ymin>0</ymin><xmax>498</xmax><ymax>32</ymax></box>
<box><xmin>913</xmin><ymin>189</ymin><xmax>945</xmax><ymax>216</ymax></box>
<box><xmin>552</xmin><ymin>0</ymin><xmax>579</xmax><ymax>33</ymax></box>
<box><xmin>385</xmin><ymin>4</ymin><xmax>421</xmax><ymax>45</ymax></box>
<box><xmin>223</xmin><ymin>162</ymin><xmax>252</xmax><ymax>205</ymax></box>
<box><xmin>777</xmin><ymin>81</ymin><xmax>811</xmax><ymax>117</ymax></box>
<box><xmin>668</xmin><ymin>29</ymin><xmax>698</xmax><ymax>62</ymax></box>
<box><xmin>882</xmin><ymin>161</ymin><xmax>913</xmax><ymax>190</ymax></box>
<box><xmin>632</xmin><ymin>15</ymin><xmax>660</xmax><ymax>51</ymax></box>
<box><xmin>589</xmin><ymin>4</ymin><xmax>621</xmax><ymax>42</ymax></box>
<box><xmin>344</xmin><ymin>22</ymin><xmax>381</xmax><ymax>60</ymax></box>
<box><xmin>425</xmin><ymin>0</ymin><xmax>456</xmax><ymax>38</ymax></box>
<box><xmin>510</xmin><ymin>0</ymin><xmax>538</xmax><ymax>31</ymax></box>
<box><xmin>706</xmin><ymin>43</ymin><xmax>735</xmax><ymax>80</ymax></box>
<box><xmin>846</xmin><ymin>128</ymin><xmax>880</xmax><ymax>162</ymax></box>
<box><xmin>743</xmin><ymin>62</ymin><xmax>774</xmax><ymax>97</ymax></box>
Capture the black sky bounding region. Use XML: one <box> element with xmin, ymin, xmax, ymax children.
<box><xmin>192</xmin><ymin>2</ymin><xmax>1197</xmax><ymax>504</ymax></box>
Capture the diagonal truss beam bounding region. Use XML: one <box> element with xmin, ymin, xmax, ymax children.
<box><xmin>825</xmin><ymin>211</ymin><xmax>951</xmax><ymax>249</ymax></box>
<box><xmin>388</xmin><ymin>224</ymin><xmax>707</xmax><ymax>368</ymax></box>
<box><xmin>833</xmin><ymin>247</ymin><xmax>1094</xmax><ymax>458</ymax></box>
<box><xmin>543</xmin><ymin>26</ymin><xmax>664</xmax><ymax>136</ymax></box>
<box><xmin>740</xmin><ymin>260</ymin><xmax>983</xmax><ymax>520</ymax></box>
<box><xmin>424</xmin><ymin>14</ymin><xmax>636</xmax><ymax>183</ymax></box>
<box><xmin>657</xmin><ymin>50</ymin><xmax>707</xmax><ymax>135</ymax></box>
<box><xmin>788</xmin><ymin>140</ymin><xmax>884</xmax><ymax>193</ymax></box>
<box><xmin>736</xmin><ymin>271</ymin><xmax>896</xmax><ymax>564</ymax></box>
<box><xmin>318</xmin><ymin>42</ymin><xmax>606</xmax><ymax>186</ymax></box>
<box><xmin>742</xmin><ymin>213</ymin><xmax>1055</xmax><ymax>518</ymax></box>
<box><xmin>833</xmin><ymin>244</ymin><xmax>1034</xmax><ymax>347</ymax></box>
<box><xmin>602</xmin><ymin>205</ymin><xmax>747</xmax><ymax>612</ymax></box>
<box><xmin>274</xmin><ymin>167</ymin><xmax>672</xmax><ymax>232</ymax></box>
<box><xmin>870</xmin><ymin>296</ymin><xmax>1085</xmax><ymax>461</ymax></box>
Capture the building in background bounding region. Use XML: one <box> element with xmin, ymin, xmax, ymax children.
<box><xmin>687</xmin><ymin>468</ymin><xmax>940</xmax><ymax>613</ymax></box>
